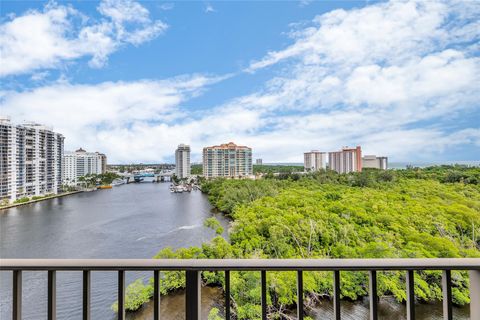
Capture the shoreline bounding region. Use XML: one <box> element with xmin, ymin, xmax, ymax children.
<box><xmin>0</xmin><ymin>191</ymin><xmax>83</xmax><ymax>211</ymax></box>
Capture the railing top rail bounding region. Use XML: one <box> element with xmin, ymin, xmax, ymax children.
<box><xmin>1</xmin><ymin>258</ymin><xmax>480</xmax><ymax>271</ymax></box>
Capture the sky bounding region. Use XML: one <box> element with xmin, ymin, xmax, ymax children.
<box><xmin>0</xmin><ymin>0</ymin><xmax>479</xmax><ymax>164</ymax></box>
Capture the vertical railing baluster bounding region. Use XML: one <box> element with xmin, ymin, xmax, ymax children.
<box><xmin>442</xmin><ymin>270</ymin><xmax>452</xmax><ymax>320</ymax></box>
<box><xmin>333</xmin><ymin>270</ymin><xmax>341</xmax><ymax>320</ymax></box>
<box><xmin>406</xmin><ymin>270</ymin><xmax>415</xmax><ymax>320</ymax></box>
<box><xmin>118</xmin><ymin>270</ymin><xmax>125</xmax><ymax>320</ymax></box>
<box><xmin>154</xmin><ymin>270</ymin><xmax>160</xmax><ymax>320</ymax></box>
<box><xmin>12</xmin><ymin>270</ymin><xmax>22</xmax><ymax>320</ymax></box>
<box><xmin>261</xmin><ymin>270</ymin><xmax>267</xmax><ymax>320</ymax></box>
<box><xmin>185</xmin><ymin>270</ymin><xmax>201</xmax><ymax>320</ymax></box>
<box><xmin>369</xmin><ymin>270</ymin><xmax>378</xmax><ymax>320</ymax></box>
<box><xmin>225</xmin><ymin>270</ymin><xmax>231</xmax><ymax>320</ymax></box>
<box><xmin>297</xmin><ymin>270</ymin><xmax>304</xmax><ymax>320</ymax></box>
<box><xmin>83</xmin><ymin>270</ymin><xmax>91</xmax><ymax>320</ymax></box>
<box><xmin>48</xmin><ymin>270</ymin><xmax>56</xmax><ymax>320</ymax></box>
<box><xmin>470</xmin><ymin>270</ymin><xmax>480</xmax><ymax>320</ymax></box>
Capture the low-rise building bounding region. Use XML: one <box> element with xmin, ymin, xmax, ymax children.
<box><xmin>362</xmin><ymin>155</ymin><xmax>388</xmax><ymax>170</ymax></box>
<box><xmin>63</xmin><ymin>148</ymin><xmax>107</xmax><ymax>185</ymax></box>
<box><xmin>328</xmin><ymin>146</ymin><xmax>362</xmax><ymax>174</ymax></box>
<box><xmin>304</xmin><ymin>151</ymin><xmax>327</xmax><ymax>171</ymax></box>
<box><xmin>203</xmin><ymin>142</ymin><xmax>253</xmax><ymax>179</ymax></box>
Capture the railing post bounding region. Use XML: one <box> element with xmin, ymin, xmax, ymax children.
<box><xmin>185</xmin><ymin>270</ymin><xmax>201</xmax><ymax>320</ymax></box>
<box><xmin>406</xmin><ymin>270</ymin><xmax>415</xmax><ymax>320</ymax></box>
<box><xmin>442</xmin><ymin>270</ymin><xmax>452</xmax><ymax>320</ymax></box>
<box><xmin>297</xmin><ymin>270</ymin><xmax>304</xmax><ymax>320</ymax></box>
<box><xmin>333</xmin><ymin>270</ymin><xmax>341</xmax><ymax>320</ymax></box>
<box><xmin>83</xmin><ymin>270</ymin><xmax>91</xmax><ymax>320</ymax></box>
<box><xmin>225</xmin><ymin>270</ymin><xmax>231</xmax><ymax>320</ymax></box>
<box><xmin>369</xmin><ymin>270</ymin><xmax>378</xmax><ymax>320</ymax></box>
<box><xmin>12</xmin><ymin>270</ymin><xmax>22</xmax><ymax>320</ymax></box>
<box><xmin>261</xmin><ymin>270</ymin><xmax>267</xmax><ymax>320</ymax></box>
<box><xmin>470</xmin><ymin>270</ymin><xmax>480</xmax><ymax>320</ymax></box>
<box><xmin>48</xmin><ymin>270</ymin><xmax>56</xmax><ymax>320</ymax></box>
<box><xmin>118</xmin><ymin>270</ymin><xmax>125</xmax><ymax>320</ymax></box>
<box><xmin>154</xmin><ymin>270</ymin><xmax>161</xmax><ymax>320</ymax></box>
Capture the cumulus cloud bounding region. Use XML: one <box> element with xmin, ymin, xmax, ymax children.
<box><xmin>0</xmin><ymin>0</ymin><xmax>167</xmax><ymax>77</ymax></box>
<box><xmin>0</xmin><ymin>74</ymin><xmax>226</xmax><ymax>163</ymax></box>
<box><xmin>1</xmin><ymin>0</ymin><xmax>479</xmax><ymax>163</ymax></box>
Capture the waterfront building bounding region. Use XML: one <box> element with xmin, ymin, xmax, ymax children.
<box><xmin>0</xmin><ymin>117</ymin><xmax>64</xmax><ymax>203</ymax></box>
<box><xmin>203</xmin><ymin>142</ymin><xmax>253</xmax><ymax>179</ymax></box>
<box><xmin>328</xmin><ymin>146</ymin><xmax>362</xmax><ymax>174</ymax></box>
<box><xmin>175</xmin><ymin>144</ymin><xmax>191</xmax><ymax>179</ymax></box>
<box><xmin>362</xmin><ymin>155</ymin><xmax>388</xmax><ymax>170</ymax></box>
<box><xmin>63</xmin><ymin>148</ymin><xmax>107</xmax><ymax>185</ymax></box>
<box><xmin>304</xmin><ymin>151</ymin><xmax>327</xmax><ymax>171</ymax></box>
<box><xmin>256</xmin><ymin>158</ymin><xmax>263</xmax><ymax>165</ymax></box>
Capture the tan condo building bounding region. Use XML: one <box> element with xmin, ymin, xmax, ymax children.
<box><xmin>203</xmin><ymin>142</ymin><xmax>253</xmax><ymax>179</ymax></box>
<box><xmin>304</xmin><ymin>151</ymin><xmax>327</xmax><ymax>172</ymax></box>
<box><xmin>328</xmin><ymin>146</ymin><xmax>362</xmax><ymax>174</ymax></box>
<box><xmin>362</xmin><ymin>155</ymin><xmax>388</xmax><ymax>170</ymax></box>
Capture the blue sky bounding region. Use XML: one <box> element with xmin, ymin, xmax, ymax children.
<box><xmin>1</xmin><ymin>0</ymin><xmax>479</xmax><ymax>163</ymax></box>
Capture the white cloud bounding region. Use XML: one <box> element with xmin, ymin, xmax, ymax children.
<box><xmin>159</xmin><ymin>3</ymin><xmax>174</xmax><ymax>11</ymax></box>
<box><xmin>0</xmin><ymin>0</ymin><xmax>167</xmax><ymax>77</ymax></box>
<box><xmin>1</xmin><ymin>0</ymin><xmax>479</xmax><ymax>163</ymax></box>
<box><xmin>0</xmin><ymin>75</ymin><xmax>225</xmax><ymax>163</ymax></box>
<box><xmin>205</xmin><ymin>4</ymin><xmax>216</xmax><ymax>13</ymax></box>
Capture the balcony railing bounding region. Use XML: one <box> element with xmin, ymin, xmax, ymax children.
<box><xmin>1</xmin><ymin>258</ymin><xmax>479</xmax><ymax>320</ymax></box>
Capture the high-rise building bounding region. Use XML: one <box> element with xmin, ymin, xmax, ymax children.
<box><xmin>175</xmin><ymin>144</ymin><xmax>191</xmax><ymax>179</ymax></box>
<box><xmin>203</xmin><ymin>142</ymin><xmax>252</xmax><ymax>179</ymax></box>
<box><xmin>256</xmin><ymin>158</ymin><xmax>263</xmax><ymax>165</ymax></box>
<box><xmin>0</xmin><ymin>117</ymin><xmax>64</xmax><ymax>203</ymax></box>
<box><xmin>328</xmin><ymin>146</ymin><xmax>362</xmax><ymax>174</ymax></box>
<box><xmin>63</xmin><ymin>148</ymin><xmax>107</xmax><ymax>185</ymax></box>
<box><xmin>362</xmin><ymin>155</ymin><xmax>388</xmax><ymax>170</ymax></box>
<box><xmin>304</xmin><ymin>151</ymin><xmax>327</xmax><ymax>171</ymax></box>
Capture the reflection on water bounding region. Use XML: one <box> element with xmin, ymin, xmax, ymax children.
<box><xmin>0</xmin><ymin>183</ymin><xmax>472</xmax><ymax>319</ymax></box>
<box><xmin>129</xmin><ymin>286</ymin><xmax>224</xmax><ymax>320</ymax></box>
<box><xmin>308</xmin><ymin>296</ymin><xmax>469</xmax><ymax>320</ymax></box>
<box><xmin>0</xmin><ymin>183</ymin><xmax>228</xmax><ymax>320</ymax></box>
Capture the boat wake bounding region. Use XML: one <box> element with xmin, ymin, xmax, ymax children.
<box><xmin>178</xmin><ymin>225</ymin><xmax>198</xmax><ymax>230</ymax></box>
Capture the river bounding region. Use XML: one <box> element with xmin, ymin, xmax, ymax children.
<box><xmin>0</xmin><ymin>182</ymin><xmax>471</xmax><ymax>319</ymax></box>
<box><xmin>0</xmin><ymin>182</ymin><xmax>229</xmax><ymax>319</ymax></box>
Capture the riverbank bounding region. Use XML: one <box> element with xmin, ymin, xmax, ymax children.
<box><xmin>0</xmin><ymin>191</ymin><xmax>83</xmax><ymax>211</ymax></box>
<box><xmin>0</xmin><ymin>183</ymin><xmax>226</xmax><ymax>319</ymax></box>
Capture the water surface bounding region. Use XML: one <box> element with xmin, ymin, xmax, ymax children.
<box><xmin>0</xmin><ymin>182</ymin><xmax>227</xmax><ymax>319</ymax></box>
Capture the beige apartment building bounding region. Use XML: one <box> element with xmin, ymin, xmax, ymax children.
<box><xmin>328</xmin><ymin>146</ymin><xmax>362</xmax><ymax>174</ymax></box>
<box><xmin>304</xmin><ymin>151</ymin><xmax>327</xmax><ymax>172</ymax></box>
<box><xmin>203</xmin><ymin>142</ymin><xmax>253</xmax><ymax>178</ymax></box>
<box><xmin>362</xmin><ymin>155</ymin><xmax>388</xmax><ymax>170</ymax></box>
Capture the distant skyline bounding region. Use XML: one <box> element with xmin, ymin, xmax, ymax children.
<box><xmin>1</xmin><ymin>0</ymin><xmax>479</xmax><ymax>164</ymax></box>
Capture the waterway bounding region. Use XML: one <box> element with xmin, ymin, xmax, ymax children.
<box><xmin>0</xmin><ymin>182</ymin><xmax>229</xmax><ymax>319</ymax></box>
<box><xmin>0</xmin><ymin>182</ymin><xmax>471</xmax><ymax>319</ymax></box>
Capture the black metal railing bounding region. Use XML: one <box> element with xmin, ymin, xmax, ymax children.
<box><xmin>1</xmin><ymin>258</ymin><xmax>480</xmax><ymax>320</ymax></box>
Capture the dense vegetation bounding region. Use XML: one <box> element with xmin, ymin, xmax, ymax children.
<box><xmin>117</xmin><ymin>166</ymin><xmax>480</xmax><ymax>319</ymax></box>
<box><xmin>77</xmin><ymin>172</ymin><xmax>121</xmax><ymax>187</ymax></box>
<box><xmin>190</xmin><ymin>164</ymin><xmax>305</xmax><ymax>176</ymax></box>
<box><xmin>253</xmin><ymin>165</ymin><xmax>304</xmax><ymax>174</ymax></box>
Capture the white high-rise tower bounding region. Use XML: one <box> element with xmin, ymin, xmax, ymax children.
<box><xmin>175</xmin><ymin>144</ymin><xmax>191</xmax><ymax>179</ymax></box>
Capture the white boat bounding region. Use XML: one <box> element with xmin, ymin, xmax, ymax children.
<box><xmin>111</xmin><ymin>179</ymin><xmax>126</xmax><ymax>186</ymax></box>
